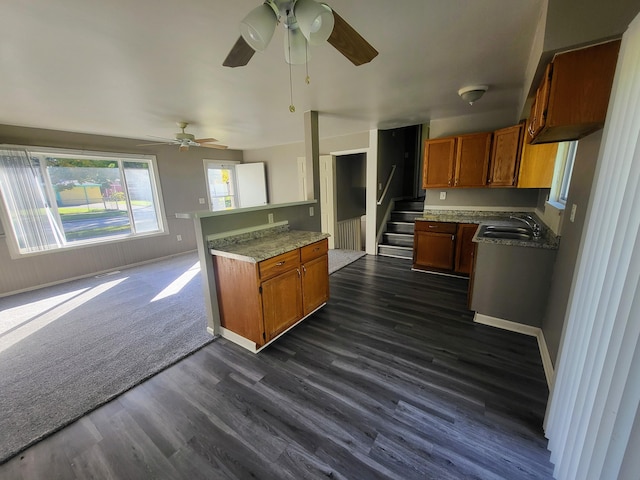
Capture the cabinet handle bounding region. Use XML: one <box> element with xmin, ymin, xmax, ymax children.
<box><xmin>276</xmin><ymin>261</ymin><xmax>285</xmax><ymax>266</ymax></box>
<box><xmin>452</xmin><ymin>235</ymin><xmax>454</xmax><ymax>241</ymax></box>
<box><xmin>455</xmin><ymin>179</ymin><xmax>459</xmax><ymax>186</ymax></box>
<box><xmin>428</xmin><ymin>225</ymin><xmax>437</xmax><ymax>228</ymax></box>
<box><xmin>313</xmin><ymin>247</ymin><xmax>320</xmax><ymax>252</ymax></box>
<box><xmin>302</xmin><ymin>265</ymin><xmax>307</xmax><ymax>274</ymax></box>
<box><xmin>296</xmin><ymin>268</ymin><xmax>301</xmax><ymax>277</ymax></box>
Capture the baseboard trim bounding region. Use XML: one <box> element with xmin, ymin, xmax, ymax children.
<box><xmin>473</xmin><ymin>313</ymin><xmax>554</xmax><ymax>389</ymax></box>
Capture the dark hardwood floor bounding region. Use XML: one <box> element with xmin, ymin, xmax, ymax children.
<box><xmin>0</xmin><ymin>255</ymin><xmax>554</xmax><ymax>479</ymax></box>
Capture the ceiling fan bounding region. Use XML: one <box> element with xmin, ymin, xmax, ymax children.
<box><xmin>223</xmin><ymin>0</ymin><xmax>378</xmax><ymax>68</ymax></box>
<box><xmin>137</xmin><ymin>122</ymin><xmax>228</xmax><ymax>152</ymax></box>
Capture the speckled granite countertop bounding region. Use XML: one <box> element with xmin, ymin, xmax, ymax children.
<box><xmin>208</xmin><ymin>226</ymin><xmax>329</xmax><ymax>262</ymax></box>
<box><xmin>417</xmin><ymin>210</ymin><xmax>559</xmax><ymax>250</ymax></box>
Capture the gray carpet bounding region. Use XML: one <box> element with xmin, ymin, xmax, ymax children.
<box><xmin>328</xmin><ymin>248</ymin><xmax>367</xmax><ymax>274</ymax></box>
<box><xmin>0</xmin><ymin>251</ymin><xmax>212</xmax><ymax>464</ymax></box>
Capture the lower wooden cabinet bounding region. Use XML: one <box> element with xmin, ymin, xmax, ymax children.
<box><xmin>213</xmin><ymin>238</ymin><xmax>329</xmax><ymax>349</ymax></box>
<box><xmin>413</xmin><ymin>221</ymin><xmax>477</xmax><ymax>277</ymax></box>
<box><xmin>454</xmin><ymin>223</ymin><xmax>478</xmax><ymax>275</ymax></box>
<box><xmin>413</xmin><ymin>222</ymin><xmax>457</xmax><ymax>271</ymax></box>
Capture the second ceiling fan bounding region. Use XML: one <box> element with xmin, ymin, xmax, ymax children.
<box><xmin>223</xmin><ymin>0</ymin><xmax>378</xmax><ymax>68</ymax></box>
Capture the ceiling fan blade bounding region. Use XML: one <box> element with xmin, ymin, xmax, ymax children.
<box><xmin>194</xmin><ymin>137</ymin><xmax>219</xmax><ymax>143</ymax></box>
<box><xmin>327</xmin><ymin>10</ymin><xmax>378</xmax><ymax>66</ymax></box>
<box><xmin>223</xmin><ymin>36</ymin><xmax>256</xmax><ymax>67</ymax></box>
<box><xmin>199</xmin><ymin>143</ymin><xmax>229</xmax><ymax>150</ymax></box>
<box><xmin>136</xmin><ymin>141</ymin><xmax>174</xmax><ymax>147</ymax></box>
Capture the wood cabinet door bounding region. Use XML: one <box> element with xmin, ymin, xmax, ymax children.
<box><xmin>454</xmin><ymin>132</ymin><xmax>492</xmax><ymax>187</ymax></box>
<box><xmin>517</xmin><ymin>141</ymin><xmax>559</xmax><ymax>188</ymax></box>
<box><xmin>488</xmin><ymin>124</ymin><xmax>523</xmax><ymax>187</ymax></box>
<box><xmin>302</xmin><ymin>255</ymin><xmax>329</xmax><ymax>316</ymax></box>
<box><xmin>528</xmin><ymin>63</ymin><xmax>552</xmax><ymax>141</ymax></box>
<box><xmin>261</xmin><ymin>268</ymin><xmax>303</xmax><ymax>341</ymax></box>
<box><xmin>413</xmin><ymin>231</ymin><xmax>455</xmax><ymax>271</ymax></box>
<box><xmin>454</xmin><ymin>224</ymin><xmax>478</xmax><ymax>275</ymax></box>
<box><xmin>422</xmin><ymin>138</ymin><xmax>456</xmax><ymax>188</ymax></box>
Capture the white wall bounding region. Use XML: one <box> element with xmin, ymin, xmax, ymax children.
<box><xmin>428</xmin><ymin>108</ymin><xmax>519</xmax><ymax>138</ymax></box>
<box><xmin>242</xmin><ymin>131</ymin><xmax>371</xmax><ymax>205</ymax></box>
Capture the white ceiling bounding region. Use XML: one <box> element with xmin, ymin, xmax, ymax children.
<box><xmin>1</xmin><ymin>0</ymin><xmax>543</xmax><ymax>150</ymax></box>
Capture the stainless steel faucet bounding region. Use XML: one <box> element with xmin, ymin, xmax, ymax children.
<box><xmin>509</xmin><ymin>214</ymin><xmax>542</xmax><ymax>238</ymax></box>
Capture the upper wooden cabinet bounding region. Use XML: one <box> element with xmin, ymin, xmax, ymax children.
<box><xmin>488</xmin><ymin>123</ymin><xmax>523</xmax><ymax>187</ymax></box>
<box><xmin>422</xmin><ymin>137</ymin><xmax>456</xmax><ymax>188</ymax></box>
<box><xmin>454</xmin><ymin>132</ymin><xmax>492</xmax><ymax>187</ymax></box>
<box><xmin>517</xmin><ymin>141</ymin><xmax>559</xmax><ymax>188</ymax></box>
<box><xmin>528</xmin><ymin>40</ymin><xmax>621</xmax><ymax>144</ymax></box>
<box><xmin>423</xmin><ymin>132</ymin><xmax>492</xmax><ymax>188</ymax></box>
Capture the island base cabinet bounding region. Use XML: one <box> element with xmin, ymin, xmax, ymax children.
<box><xmin>262</xmin><ymin>268</ymin><xmax>303</xmax><ymax>341</ymax></box>
<box><xmin>212</xmin><ymin>238</ymin><xmax>329</xmax><ymax>352</ymax></box>
<box><xmin>302</xmin><ymin>254</ymin><xmax>329</xmax><ymax>316</ymax></box>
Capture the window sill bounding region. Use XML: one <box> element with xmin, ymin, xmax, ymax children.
<box><xmin>545</xmin><ymin>200</ymin><xmax>566</xmax><ymax>212</ymax></box>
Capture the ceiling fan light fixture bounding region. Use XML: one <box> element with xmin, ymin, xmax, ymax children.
<box><xmin>294</xmin><ymin>0</ymin><xmax>334</xmax><ymax>45</ymax></box>
<box><xmin>458</xmin><ymin>85</ymin><xmax>489</xmax><ymax>105</ymax></box>
<box><xmin>240</xmin><ymin>4</ymin><xmax>278</xmax><ymax>51</ymax></box>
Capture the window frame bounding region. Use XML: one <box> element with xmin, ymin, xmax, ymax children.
<box><xmin>547</xmin><ymin>140</ymin><xmax>578</xmax><ymax>209</ymax></box>
<box><xmin>0</xmin><ymin>145</ymin><xmax>168</xmax><ymax>258</ymax></box>
<box><xmin>203</xmin><ymin>159</ymin><xmax>240</xmax><ymax>211</ymax></box>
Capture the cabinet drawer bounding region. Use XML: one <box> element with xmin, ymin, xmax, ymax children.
<box><xmin>414</xmin><ymin>221</ymin><xmax>457</xmax><ymax>234</ymax></box>
<box><xmin>259</xmin><ymin>249</ymin><xmax>300</xmax><ymax>280</ymax></box>
<box><xmin>300</xmin><ymin>239</ymin><xmax>328</xmax><ymax>263</ymax></box>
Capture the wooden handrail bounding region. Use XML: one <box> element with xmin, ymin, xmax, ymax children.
<box><xmin>376</xmin><ymin>164</ymin><xmax>397</xmax><ymax>205</ymax></box>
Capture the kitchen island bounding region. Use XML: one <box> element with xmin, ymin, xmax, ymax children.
<box><xmin>209</xmin><ymin>224</ymin><xmax>330</xmax><ymax>353</ymax></box>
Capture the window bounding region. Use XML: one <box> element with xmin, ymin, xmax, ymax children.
<box><xmin>204</xmin><ymin>160</ymin><xmax>238</xmax><ymax>211</ymax></box>
<box><xmin>0</xmin><ymin>146</ymin><xmax>165</xmax><ymax>255</ymax></box>
<box><xmin>549</xmin><ymin>140</ymin><xmax>578</xmax><ymax>207</ymax></box>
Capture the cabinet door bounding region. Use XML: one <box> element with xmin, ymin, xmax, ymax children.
<box><xmin>454</xmin><ymin>132</ymin><xmax>492</xmax><ymax>187</ymax></box>
<box><xmin>528</xmin><ymin>63</ymin><xmax>552</xmax><ymax>141</ymax></box>
<box><xmin>413</xmin><ymin>231</ymin><xmax>456</xmax><ymax>271</ymax></box>
<box><xmin>422</xmin><ymin>138</ymin><xmax>456</xmax><ymax>188</ymax></box>
<box><xmin>517</xmin><ymin>142</ymin><xmax>559</xmax><ymax>188</ymax></box>
<box><xmin>302</xmin><ymin>255</ymin><xmax>329</xmax><ymax>316</ymax></box>
<box><xmin>262</xmin><ymin>268</ymin><xmax>303</xmax><ymax>341</ymax></box>
<box><xmin>454</xmin><ymin>224</ymin><xmax>478</xmax><ymax>275</ymax></box>
<box><xmin>488</xmin><ymin>124</ymin><xmax>523</xmax><ymax>187</ymax></box>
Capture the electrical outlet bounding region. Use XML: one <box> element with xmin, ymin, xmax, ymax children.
<box><xmin>198</xmin><ymin>197</ymin><xmax>205</xmax><ymax>205</ymax></box>
<box><xmin>309</xmin><ymin>206</ymin><xmax>314</xmax><ymax>216</ymax></box>
<box><xmin>176</xmin><ymin>234</ymin><xmax>182</xmax><ymax>241</ymax></box>
<box><xmin>268</xmin><ymin>213</ymin><xmax>274</xmax><ymax>223</ymax></box>
<box><xmin>570</xmin><ymin>204</ymin><xmax>577</xmax><ymax>223</ymax></box>
<box><xmin>378</xmin><ymin>183</ymin><xmax>383</xmax><ymax>191</ymax></box>
<box><xmin>440</xmin><ymin>191</ymin><xmax>447</xmax><ymax>200</ymax></box>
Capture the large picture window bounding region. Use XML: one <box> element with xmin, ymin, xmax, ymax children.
<box><xmin>0</xmin><ymin>146</ymin><xmax>165</xmax><ymax>255</ymax></box>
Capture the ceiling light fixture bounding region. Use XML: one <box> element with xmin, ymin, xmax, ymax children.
<box><xmin>240</xmin><ymin>0</ymin><xmax>334</xmax><ymax>63</ymax></box>
<box><xmin>458</xmin><ymin>85</ymin><xmax>489</xmax><ymax>105</ymax></box>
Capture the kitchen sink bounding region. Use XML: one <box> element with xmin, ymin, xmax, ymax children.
<box><xmin>481</xmin><ymin>231</ymin><xmax>534</xmax><ymax>240</ymax></box>
<box><xmin>483</xmin><ymin>225</ymin><xmax>533</xmax><ymax>234</ymax></box>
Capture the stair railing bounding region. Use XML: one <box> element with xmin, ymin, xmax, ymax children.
<box><xmin>377</xmin><ymin>164</ymin><xmax>397</xmax><ymax>206</ymax></box>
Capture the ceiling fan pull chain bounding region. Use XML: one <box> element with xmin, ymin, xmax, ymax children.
<box><xmin>288</xmin><ymin>27</ymin><xmax>295</xmax><ymax>113</ymax></box>
<box><xmin>305</xmin><ymin>40</ymin><xmax>310</xmax><ymax>85</ymax></box>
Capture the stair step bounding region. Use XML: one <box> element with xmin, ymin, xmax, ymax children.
<box><xmin>395</xmin><ymin>200</ymin><xmax>424</xmax><ymax>212</ymax></box>
<box><xmin>386</xmin><ymin>222</ymin><xmax>415</xmax><ymax>234</ymax></box>
<box><xmin>377</xmin><ymin>244</ymin><xmax>413</xmax><ymax>260</ymax></box>
<box><xmin>382</xmin><ymin>232</ymin><xmax>414</xmax><ymax>247</ymax></box>
<box><xmin>390</xmin><ymin>211</ymin><xmax>423</xmax><ymax>222</ymax></box>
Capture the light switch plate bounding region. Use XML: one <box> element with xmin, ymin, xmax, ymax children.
<box><xmin>176</xmin><ymin>235</ymin><xmax>182</xmax><ymax>241</ymax></box>
<box><xmin>198</xmin><ymin>198</ymin><xmax>205</xmax><ymax>205</ymax></box>
<box><xmin>440</xmin><ymin>191</ymin><xmax>447</xmax><ymax>200</ymax></box>
<box><xmin>309</xmin><ymin>206</ymin><xmax>314</xmax><ymax>216</ymax></box>
<box><xmin>570</xmin><ymin>204</ymin><xmax>577</xmax><ymax>222</ymax></box>
<box><xmin>268</xmin><ymin>213</ymin><xmax>274</xmax><ymax>223</ymax></box>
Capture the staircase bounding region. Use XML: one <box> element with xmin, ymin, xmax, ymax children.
<box><xmin>377</xmin><ymin>198</ymin><xmax>424</xmax><ymax>259</ymax></box>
